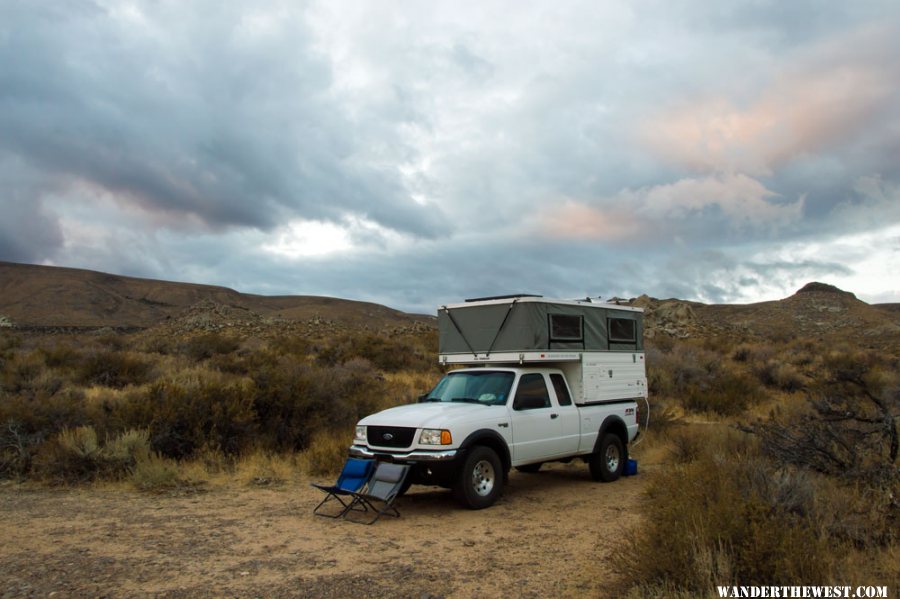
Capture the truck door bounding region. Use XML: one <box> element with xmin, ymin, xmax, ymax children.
<box><xmin>508</xmin><ymin>373</ymin><xmax>564</xmax><ymax>463</ymax></box>
<box><xmin>549</xmin><ymin>373</ymin><xmax>580</xmax><ymax>455</ymax></box>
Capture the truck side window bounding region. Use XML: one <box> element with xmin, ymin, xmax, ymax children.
<box><xmin>549</xmin><ymin>374</ymin><xmax>572</xmax><ymax>406</ymax></box>
<box><xmin>513</xmin><ymin>374</ymin><xmax>551</xmax><ymax>410</ymax></box>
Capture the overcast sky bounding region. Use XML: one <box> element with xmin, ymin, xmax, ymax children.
<box><xmin>2</xmin><ymin>1</ymin><xmax>899</xmax><ymax>313</ymax></box>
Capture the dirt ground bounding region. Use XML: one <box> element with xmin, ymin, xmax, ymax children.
<box><xmin>0</xmin><ymin>462</ymin><xmax>645</xmax><ymax>598</ymax></box>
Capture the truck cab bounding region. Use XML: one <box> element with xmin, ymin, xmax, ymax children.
<box><xmin>350</xmin><ymin>296</ymin><xmax>647</xmax><ymax>509</ymax></box>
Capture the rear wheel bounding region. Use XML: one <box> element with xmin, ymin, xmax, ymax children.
<box><xmin>589</xmin><ymin>434</ymin><xmax>625</xmax><ymax>482</ymax></box>
<box><xmin>453</xmin><ymin>446</ymin><xmax>504</xmax><ymax>509</ymax></box>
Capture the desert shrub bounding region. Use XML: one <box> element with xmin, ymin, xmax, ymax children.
<box><xmin>181</xmin><ymin>333</ymin><xmax>240</xmax><ymax>362</ymax></box>
<box><xmin>0</xmin><ymin>420</ymin><xmax>44</xmax><ymax>479</ymax></box>
<box><xmin>0</xmin><ymin>333</ymin><xmax>22</xmax><ymax>352</ymax></box>
<box><xmin>39</xmin><ymin>342</ymin><xmax>83</xmax><ymax>370</ymax></box>
<box><xmin>683</xmin><ymin>371</ymin><xmax>764</xmax><ymax>416</ymax></box>
<box><xmin>2</xmin><ymin>350</ymin><xmax>45</xmax><ymax>393</ymax></box>
<box><xmin>131</xmin><ymin>453</ymin><xmax>182</xmax><ymax>491</ymax></box>
<box><xmin>644</xmin><ymin>402</ymin><xmax>680</xmax><ymax>434</ymax></box>
<box><xmin>96</xmin><ymin>332</ymin><xmax>127</xmax><ymax>350</ymax></box>
<box><xmin>0</xmin><ymin>388</ymin><xmax>89</xmax><ymax>438</ymax></box>
<box><xmin>104</xmin><ymin>428</ymin><xmax>152</xmax><ymax>467</ymax></box>
<box><xmin>753</xmin><ymin>360</ymin><xmax>806</xmax><ymax>391</ymax></box>
<box><xmin>620</xmin><ymin>445</ymin><xmax>835</xmax><ymax>592</ymax></box>
<box><xmin>646</xmin><ymin>335</ymin><xmax>675</xmax><ymax>354</ymax></box>
<box><xmin>252</xmin><ymin>355</ymin><xmax>385</xmax><ymax>452</ymax></box>
<box><xmin>698</xmin><ymin>336</ymin><xmax>735</xmax><ymax>355</ymax></box>
<box><xmin>138</xmin><ymin>335</ymin><xmax>176</xmax><ymax>355</ymax></box>
<box><xmin>79</xmin><ymin>350</ymin><xmax>154</xmax><ymax>388</ymax></box>
<box><xmin>268</xmin><ymin>335</ymin><xmax>312</xmax><ymax>358</ymax></box>
<box><xmin>33</xmin><ymin>425</ymin><xmax>100</xmax><ymax>483</ymax></box>
<box><xmin>316</xmin><ymin>332</ymin><xmax>436</xmax><ymax>372</ymax></box>
<box><xmin>645</xmin><ymin>348</ymin><xmax>674</xmax><ymax>396</ymax></box>
<box><xmin>667</xmin><ymin>426</ymin><xmax>707</xmax><ymax>464</ymax></box>
<box><xmin>32</xmin><ymin>426</ymin><xmax>152</xmax><ymax>483</ymax></box>
<box><xmin>750</xmin><ymin>348</ymin><xmax>898</xmax><ymax>486</ymax></box>
<box><xmin>784</xmin><ymin>339</ymin><xmax>817</xmax><ymax>367</ymax></box>
<box><xmin>730</xmin><ymin>343</ymin><xmax>773</xmax><ymax>364</ymax></box>
<box><xmin>129</xmin><ymin>377</ymin><xmax>256</xmax><ymax>459</ymax></box>
<box><xmin>647</xmin><ymin>344</ymin><xmax>719</xmax><ymax>397</ymax></box>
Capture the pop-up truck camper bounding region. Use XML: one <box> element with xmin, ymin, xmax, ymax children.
<box><xmin>350</xmin><ymin>295</ymin><xmax>648</xmax><ymax>509</ymax></box>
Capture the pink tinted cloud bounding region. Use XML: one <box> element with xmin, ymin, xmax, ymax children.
<box><xmin>541</xmin><ymin>200</ymin><xmax>645</xmax><ymax>242</ymax></box>
<box><xmin>538</xmin><ymin>173</ymin><xmax>802</xmax><ymax>242</ymax></box>
<box><xmin>631</xmin><ymin>173</ymin><xmax>802</xmax><ymax>224</ymax></box>
<box><xmin>643</xmin><ymin>24</ymin><xmax>899</xmax><ymax>175</ymax></box>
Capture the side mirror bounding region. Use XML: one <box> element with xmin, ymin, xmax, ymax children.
<box><xmin>417</xmin><ymin>393</ymin><xmax>428</xmax><ymax>403</ymax></box>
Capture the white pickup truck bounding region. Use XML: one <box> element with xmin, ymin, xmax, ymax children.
<box><xmin>349</xmin><ymin>296</ymin><xmax>648</xmax><ymax>509</ymax></box>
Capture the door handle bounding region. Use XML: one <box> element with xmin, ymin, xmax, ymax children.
<box><xmin>550</xmin><ymin>413</ymin><xmax>558</xmax><ymax>419</ymax></box>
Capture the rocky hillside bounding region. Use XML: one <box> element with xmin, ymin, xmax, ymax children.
<box><xmin>0</xmin><ymin>261</ymin><xmax>429</xmax><ymax>331</ymax></box>
<box><xmin>631</xmin><ymin>282</ymin><xmax>900</xmax><ymax>349</ymax></box>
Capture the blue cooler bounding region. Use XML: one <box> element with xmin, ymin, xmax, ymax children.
<box><xmin>624</xmin><ymin>459</ymin><xmax>638</xmax><ymax>476</ymax></box>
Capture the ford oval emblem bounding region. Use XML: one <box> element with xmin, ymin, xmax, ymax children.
<box><xmin>383</xmin><ymin>433</ymin><xmax>394</xmax><ymax>441</ymax></box>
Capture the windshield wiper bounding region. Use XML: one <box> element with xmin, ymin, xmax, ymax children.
<box><xmin>451</xmin><ymin>397</ymin><xmax>483</xmax><ymax>404</ymax></box>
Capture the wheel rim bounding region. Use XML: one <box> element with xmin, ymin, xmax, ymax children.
<box><xmin>605</xmin><ymin>444</ymin><xmax>620</xmax><ymax>472</ymax></box>
<box><xmin>471</xmin><ymin>459</ymin><xmax>495</xmax><ymax>496</ymax></box>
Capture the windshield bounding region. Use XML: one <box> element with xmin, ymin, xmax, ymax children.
<box><xmin>423</xmin><ymin>371</ymin><xmax>514</xmax><ymax>406</ymax></box>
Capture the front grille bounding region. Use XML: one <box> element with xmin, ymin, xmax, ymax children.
<box><xmin>367</xmin><ymin>426</ymin><xmax>416</xmax><ymax>449</ymax></box>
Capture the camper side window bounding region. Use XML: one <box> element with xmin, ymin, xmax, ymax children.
<box><xmin>513</xmin><ymin>374</ymin><xmax>551</xmax><ymax>410</ymax></box>
<box><xmin>608</xmin><ymin>318</ymin><xmax>636</xmax><ymax>343</ymax></box>
<box><xmin>549</xmin><ymin>314</ymin><xmax>583</xmax><ymax>341</ymax></box>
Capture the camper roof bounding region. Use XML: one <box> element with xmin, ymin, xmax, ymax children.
<box><xmin>444</xmin><ymin>296</ymin><xmax>643</xmax><ymax>313</ymax></box>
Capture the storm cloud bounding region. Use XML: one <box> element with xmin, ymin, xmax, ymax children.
<box><xmin>1</xmin><ymin>0</ymin><xmax>898</xmax><ymax>312</ymax></box>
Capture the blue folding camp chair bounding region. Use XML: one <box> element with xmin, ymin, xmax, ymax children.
<box><xmin>311</xmin><ymin>458</ymin><xmax>375</xmax><ymax>518</ymax></box>
<box><xmin>343</xmin><ymin>462</ymin><xmax>411</xmax><ymax>525</ymax></box>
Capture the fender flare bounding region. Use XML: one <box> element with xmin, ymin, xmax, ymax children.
<box><xmin>592</xmin><ymin>415</ymin><xmax>630</xmax><ymax>457</ymax></box>
<box><xmin>459</xmin><ymin>429</ymin><xmax>512</xmax><ymax>473</ymax></box>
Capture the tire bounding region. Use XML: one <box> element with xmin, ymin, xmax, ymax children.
<box><xmin>589</xmin><ymin>433</ymin><xmax>625</xmax><ymax>482</ymax></box>
<box><xmin>453</xmin><ymin>446</ymin><xmax>504</xmax><ymax>509</ymax></box>
<box><xmin>515</xmin><ymin>462</ymin><xmax>542</xmax><ymax>473</ymax></box>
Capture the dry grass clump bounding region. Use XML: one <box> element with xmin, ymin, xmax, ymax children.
<box><xmin>130</xmin><ymin>453</ymin><xmax>183</xmax><ymax>491</ymax></box>
<box><xmin>620</xmin><ymin>436</ymin><xmax>835</xmax><ymax>592</ymax></box>
<box><xmin>232</xmin><ymin>450</ymin><xmax>298</xmax><ymax>486</ymax></box>
<box><xmin>32</xmin><ymin>426</ymin><xmax>152</xmax><ymax>484</ymax></box>
<box><xmin>300</xmin><ymin>431</ymin><xmax>355</xmax><ymax>477</ymax></box>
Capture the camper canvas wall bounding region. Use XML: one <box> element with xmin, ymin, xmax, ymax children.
<box><xmin>438</xmin><ymin>296</ymin><xmax>644</xmax><ymax>359</ymax></box>
<box><xmin>437</xmin><ymin>296</ymin><xmax>648</xmax><ymax>406</ymax></box>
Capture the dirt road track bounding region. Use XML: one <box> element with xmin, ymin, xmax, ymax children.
<box><xmin>0</xmin><ymin>463</ymin><xmax>644</xmax><ymax>598</ymax></box>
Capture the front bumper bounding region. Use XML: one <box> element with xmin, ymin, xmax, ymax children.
<box><xmin>349</xmin><ymin>444</ymin><xmax>459</xmax><ymax>462</ymax></box>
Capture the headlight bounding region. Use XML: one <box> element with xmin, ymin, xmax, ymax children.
<box><xmin>419</xmin><ymin>428</ymin><xmax>452</xmax><ymax>445</ymax></box>
<box><xmin>354</xmin><ymin>425</ymin><xmax>367</xmax><ymax>443</ymax></box>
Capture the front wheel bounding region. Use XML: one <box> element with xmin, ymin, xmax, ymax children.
<box><xmin>589</xmin><ymin>434</ymin><xmax>625</xmax><ymax>482</ymax></box>
<box><xmin>453</xmin><ymin>446</ymin><xmax>504</xmax><ymax>509</ymax></box>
